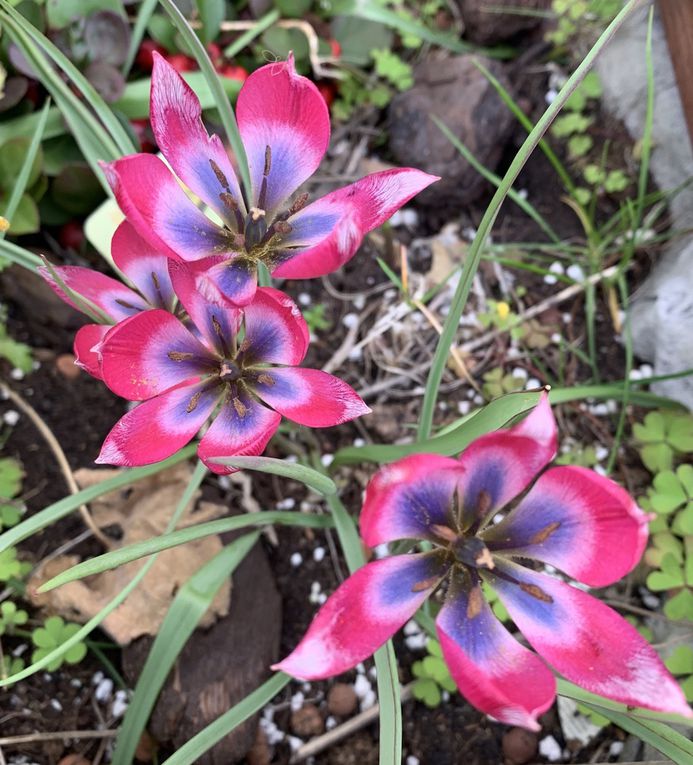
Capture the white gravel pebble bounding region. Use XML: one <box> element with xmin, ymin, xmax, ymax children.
<box><xmin>313</xmin><ymin>547</ymin><xmax>326</xmax><ymax>562</ymax></box>
<box><xmin>290</xmin><ymin>553</ymin><xmax>303</xmax><ymax>567</ymax></box>
<box><xmin>94</xmin><ymin>677</ymin><xmax>113</xmax><ymax>703</ymax></box>
<box><xmin>321</xmin><ymin>454</ymin><xmax>334</xmax><ymax>467</ymax></box>
<box><xmin>609</xmin><ymin>741</ymin><xmax>624</xmax><ymax>756</ymax></box>
<box><xmin>406</xmin><ymin>757</ymin><xmax>420</xmax><ymax>765</ymax></box>
<box><xmin>277</xmin><ymin>497</ymin><xmax>296</xmax><ymax>510</ymax></box>
<box><xmin>290</xmin><ymin>692</ymin><xmax>304</xmax><ymax>712</ymax></box>
<box><xmin>3</xmin><ymin>410</ymin><xmax>20</xmax><ymax>426</ymax></box>
<box><xmin>566</xmin><ymin>264</ymin><xmax>585</xmax><ymax>281</ymax></box>
<box><xmin>112</xmin><ymin>689</ymin><xmax>129</xmax><ymax>718</ymax></box>
<box><xmin>539</xmin><ymin>735</ymin><xmax>562</xmax><ymax>762</ymax></box>
<box><xmin>10</xmin><ymin>368</ymin><xmax>24</xmax><ymax>380</ymax></box>
<box><xmin>298</xmin><ymin>292</ymin><xmax>312</xmax><ymax>306</ymax></box>
<box><xmin>342</xmin><ymin>313</ymin><xmax>359</xmax><ymax>329</ymax></box>
<box><xmin>50</xmin><ymin>699</ymin><xmax>62</xmax><ymax>712</ymax></box>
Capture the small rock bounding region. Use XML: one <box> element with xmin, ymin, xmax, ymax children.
<box><xmin>456</xmin><ymin>0</ymin><xmax>551</xmax><ymax>44</ymax></box>
<box><xmin>246</xmin><ymin>726</ymin><xmax>271</xmax><ymax>765</ymax></box>
<box><xmin>56</xmin><ymin>353</ymin><xmax>81</xmax><ymax>379</ymax></box>
<box><xmin>135</xmin><ymin>730</ymin><xmax>157</xmax><ymax>762</ymax></box>
<box><xmin>290</xmin><ymin>704</ymin><xmax>324</xmax><ymax>737</ymax></box>
<box><xmin>57</xmin><ymin>756</ymin><xmax>91</xmax><ymax>765</ymax></box>
<box><xmin>502</xmin><ymin>727</ymin><xmax>538</xmax><ymax>764</ymax></box>
<box><xmin>327</xmin><ymin>683</ymin><xmax>358</xmax><ymax>716</ymax></box>
<box><xmin>388</xmin><ymin>54</ymin><xmax>515</xmax><ymax>208</ymax></box>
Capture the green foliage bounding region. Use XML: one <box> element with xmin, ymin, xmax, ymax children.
<box><xmin>0</xmin><ymin>457</ymin><xmax>24</xmax><ymax>532</ymax></box>
<box><xmin>0</xmin><ymin>313</ymin><xmax>32</xmax><ymax>373</ymax></box>
<box><xmin>411</xmin><ymin>639</ymin><xmax>456</xmax><ymax>708</ymax></box>
<box><xmin>0</xmin><ymin>136</ymin><xmax>45</xmax><ymax>235</ymax></box>
<box><xmin>332</xmin><ymin>71</ymin><xmax>392</xmax><ymax>121</ymax></box>
<box><xmin>31</xmin><ymin>615</ymin><xmax>88</xmax><ymax>671</ymax></box>
<box><xmin>303</xmin><ymin>303</ymin><xmax>332</xmax><ymax>333</ymax></box>
<box><xmin>551</xmin><ymin>113</ymin><xmax>593</xmax><ymax>138</ymax></box>
<box><xmin>0</xmin><ymin>547</ymin><xmax>23</xmax><ymax>582</ymax></box>
<box><xmin>568</xmin><ymin>134</ymin><xmax>593</xmax><ymax>159</ymax></box>
<box><xmin>481</xmin><ymin>580</ymin><xmax>510</xmax><ymax>622</ymax></box>
<box><xmin>481</xmin><ymin>367</ymin><xmax>525</xmax><ymax>400</ymax></box>
<box><xmin>576</xmin><ymin>701</ymin><xmax>609</xmax><ymax>728</ymax></box>
<box><xmin>556</xmin><ymin>444</ymin><xmax>598</xmax><ymax>468</ymax></box>
<box><xmin>0</xmin><ymin>600</ymin><xmax>28</xmax><ymax>636</ymax></box>
<box><xmin>665</xmin><ymin>645</ymin><xmax>693</xmax><ymax>702</ymax></box>
<box><xmin>633</xmin><ymin>410</ymin><xmax>693</xmax><ymax>474</ymax></box>
<box><xmin>477</xmin><ymin>300</ymin><xmax>524</xmax><ymax>340</ymax></box>
<box><xmin>371</xmin><ymin>49</ymin><xmax>412</xmax><ymax>90</ymax></box>
<box><xmin>547</xmin><ymin>0</ymin><xmax>620</xmax><ymax>48</ymax></box>
<box><xmin>645</xmin><ymin>466</ymin><xmax>693</xmax><ymax>535</ymax></box>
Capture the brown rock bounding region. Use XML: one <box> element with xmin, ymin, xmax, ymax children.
<box><xmin>327</xmin><ymin>683</ymin><xmax>358</xmax><ymax>717</ymax></box>
<box><xmin>56</xmin><ymin>353</ymin><xmax>81</xmax><ymax>379</ymax></box>
<box><xmin>291</xmin><ymin>703</ymin><xmax>324</xmax><ymax>737</ymax></box>
<box><xmin>246</xmin><ymin>726</ymin><xmax>271</xmax><ymax>765</ymax></box>
<box><xmin>57</xmin><ymin>756</ymin><xmax>91</xmax><ymax>765</ymax></box>
<box><xmin>502</xmin><ymin>727</ymin><xmax>538</xmax><ymax>765</ymax></box>
<box><xmin>456</xmin><ymin>0</ymin><xmax>552</xmax><ymax>44</ymax></box>
<box><xmin>122</xmin><ymin>540</ymin><xmax>282</xmax><ymax>765</ymax></box>
<box><xmin>388</xmin><ymin>54</ymin><xmax>515</xmax><ymax>208</ymax></box>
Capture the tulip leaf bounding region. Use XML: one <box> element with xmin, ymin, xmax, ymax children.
<box><xmin>39</xmin><ymin>511</ymin><xmax>335</xmax><ymax>591</ymax></box>
<box><xmin>209</xmin><ymin>456</ymin><xmax>337</xmax><ymax>496</ymax></box>
<box><xmin>111</xmin><ymin>532</ymin><xmax>259</xmax><ymax>765</ymax></box>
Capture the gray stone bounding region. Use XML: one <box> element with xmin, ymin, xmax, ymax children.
<box><xmin>596</xmin><ymin>7</ymin><xmax>693</xmax><ymax>407</ymax></box>
<box><xmin>388</xmin><ymin>54</ymin><xmax>515</xmax><ymax>208</ymax></box>
<box><xmin>456</xmin><ymin>0</ymin><xmax>551</xmax><ymax>45</ymax></box>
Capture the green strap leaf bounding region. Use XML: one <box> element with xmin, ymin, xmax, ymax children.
<box><xmin>39</xmin><ymin>511</ymin><xmax>334</xmax><ymax>591</ymax></box>
<box><xmin>161</xmin><ymin>673</ymin><xmax>291</xmax><ymax>765</ymax></box>
<box><xmin>211</xmin><ymin>456</ymin><xmax>337</xmax><ymax>496</ymax></box>
<box><xmin>0</xmin><ymin>444</ymin><xmax>197</xmax><ymax>555</ymax></box>
<box><xmin>112</xmin><ymin>532</ymin><xmax>260</xmax><ymax>765</ymax></box>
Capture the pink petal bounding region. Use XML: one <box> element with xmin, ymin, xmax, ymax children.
<box><xmin>360</xmin><ymin>454</ymin><xmax>467</xmax><ymax>547</ymax></box>
<box><xmin>241</xmin><ymin>287</ymin><xmax>309</xmax><ymax>366</ymax></box>
<box><xmin>96</xmin><ymin>380</ymin><xmax>221</xmax><ymax>467</ymax></box>
<box><xmin>102</xmin><ymin>155</ymin><xmax>233</xmax><ymax>261</ymax></box>
<box><xmin>273</xmin><ymin>553</ymin><xmax>448</xmax><ymax>679</ymax></box>
<box><xmin>99</xmin><ymin>309</ymin><xmax>215</xmax><ymax>401</ymax></box>
<box><xmin>456</xmin><ymin>392</ymin><xmax>557</xmax><ymax>529</ymax></box>
<box><xmin>236</xmin><ymin>54</ymin><xmax>330</xmax><ymax>216</ymax></box>
<box><xmin>150</xmin><ymin>52</ymin><xmax>245</xmax><ymax>226</ymax></box>
<box><xmin>73</xmin><ymin>324</ymin><xmax>109</xmax><ymax>379</ymax></box>
<box><xmin>487</xmin><ymin>559</ymin><xmax>693</xmax><ymax>719</ymax></box>
<box><xmin>482</xmin><ymin>466</ymin><xmax>649</xmax><ymax>587</ymax></box>
<box><xmin>39</xmin><ymin>265</ymin><xmax>146</xmax><ymax>322</ymax></box>
<box><xmin>272</xmin><ymin>169</ymin><xmax>439</xmax><ymax>279</ymax></box>
<box><xmin>437</xmin><ymin>574</ymin><xmax>555</xmax><ymax>730</ymax></box>
<box><xmin>197</xmin><ymin>391</ymin><xmax>281</xmax><ymax>475</ymax></box>
<box><xmin>250</xmin><ymin>367</ymin><xmax>370</xmax><ymax>427</ymax></box>
<box><xmin>168</xmin><ymin>258</ymin><xmax>242</xmax><ymax>355</ymax></box>
<box><xmin>111</xmin><ymin>221</ymin><xmax>176</xmax><ymax>310</ymax></box>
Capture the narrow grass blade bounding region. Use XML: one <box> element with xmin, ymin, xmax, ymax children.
<box><xmin>433</xmin><ymin>117</ymin><xmax>561</xmax><ymax>244</ymax></box>
<box><xmin>40</xmin><ymin>511</ymin><xmax>334</xmax><ymax>590</ymax></box>
<box><xmin>602</xmin><ymin>712</ymin><xmax>693</xmax><ymax>765</ymax></box>
<box><xmin>158</xmin><ymin>0</ymin><xmax>251</xmax><ymax>196</ymax></box>
<box><xmin>161</xmin><ymin>673</ymin><xmax>291</xmax><ymax>765</ymax></box>
<box><xmin>0</xmin><ymin>444</ymin><xmax>197</xmax><ymax>555</ymax></box>
<box><xmin>123</xmin><ymin>0</ymin><xmax>158</xmax><ymax>76</ymax></box>
<box><xmin>223</xmin><ymin>9</ymin><xmax>280</xmax><ymax>58</ymax></box>
<box><xmin>0</xmin><ymin>100</ymin><xmax>50</xmax><ymax>237</ymax></box>
<box><xmin>0</xmin><ymin>460</ymin><xmax>207</xmax><ymax>686</ymax></box>
<box><xmin>111</xmin><ymin>532</ymin><xmax>259</xmax><ymax>765</ymax></box>
<box><xmin>0</xmin><ymin>239</ymin><xmax>43</xmax><ymax>270</ymax></box>
<box><xmin>0</xmin><ymin>1</ymin><xmax>135</xmax><ymax>156</ymax></box>
<box><xmin>210</xmin><ymin>456</ymin><xmax>337</xmax><ymax>496</ymax></box>
<box><xmin>417</xmin><ymin>0</ymin><xmax>647</xmax><ymax>441</ymax></box>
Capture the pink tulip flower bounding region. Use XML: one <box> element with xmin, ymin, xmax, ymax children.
<box><xmin>94</xmin><ymin>260</ymin><xmax>369</xmax><ymax>472</ymax></box>
<box><xmin>274</xmin><ymin>395</ymin><xmax>692</xmax><ymax>729</ymax></box>
<box><xmin>101</xmin><ymin>53</ymin><xmax>438</xmax><ymax>305</ymax></box>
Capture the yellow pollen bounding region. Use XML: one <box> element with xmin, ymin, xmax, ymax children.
<box><xmin>0</xmin><ymin>217</ymin><xmax>9</xmax><ymax>233</ymax></box>
<box><xmin>496</xmin><ymin>301</ymin><xmax>510</xmax><ymax>320</ymax></box>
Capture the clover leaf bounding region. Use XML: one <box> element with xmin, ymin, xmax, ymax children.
<box><xmin>412</xmin><ymin>639</ymin><xmax>457</xmax><ymax>708</ymax></box>
<box><xmin>633</xmin><ymin>410</ymin><xmax>693</xmax><ymax>474</ymax></box>
<box><xmin>0</xmin><ymin>458</ymin><xmax>22</xmax><ymax>500</ymax></box>
<box><xmin>0</xmin><ymin>600</ymin><xmax>28</xmax><ymax>636</ymax></box>
<box><xmin>0</xmin><ymin>655</ymin><xmax>25</xmax><ymax>682</ymax></box>
<box><xmin>0</xmin><ymin>548</ymin><xmax>22</xmax><ymax>582</ymax></box>
<box><xmin>482</xmin><ymin>367</ymin><xmax>525</xmax><ymax>401</ymax></box>
<box><xmin>665</xmin><ymin>645</ymin><xmax>693</xmax><ymax>702</ymax></box>
<box><xmin>664</xmin><ymin>588</ymin><xmax>693</xmax><ymax>621</ymax></box>
<box><xmin>31</xmin><ymin>615</ymin><xmax>87</xmax><ymax>671</ymax></box>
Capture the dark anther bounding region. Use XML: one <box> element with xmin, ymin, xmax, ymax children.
<box><xmin>186</xmin><ymin>390</ymin><xmax>202</xmax><ymax>413</ymax></box>
<box><xmin>233</xmin><ymin>396</ymin><xmax>248</xmax><ymax>417</ymax></box>
<box><xmin>519</xmin><ymin>582</ymin><xmax>553</xmax><ymax>603</ymax></box>
<box><xmin>274</xmin><ymin>221</ymin><xmax>293</xmax><ymax>235</ymax></box>
<box><xmin>530</xmin><ymin>521</ymin><xmax>561</xmax><ymax>545</ymax></box>
<box><xmin>257</xmin><ymin>373</ymin><xmax>275</xmax><ymax>386</ymax></box>
<box><xmin>210</xmin><ymin>159</ymin><xmax>230</xmax><ymax>191</ymax></box>
<box><xmin>475</xmin><ymin>489</ymin><xmax>492</xmax><ymax>519</ymax></box>
<box><xmin>263</xmin><ymin>145</ymin><xmax>272</xmax><ymax>177</ymax></box>
<box><xmin>168</xmin><ymin>351</ymin><xmax>194</xmax><ymax>361</ymax></box>
<box><xmin>115</xmin><ymin>298</ymin><xmax>141</xmax><ymax>311</ymax></box>
<box><xmin>288</xmin><ymin>192</ymin><xmax>309</xmax><ymax>216</ymax></box>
